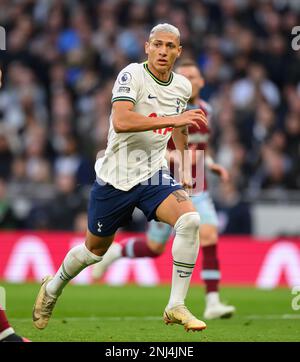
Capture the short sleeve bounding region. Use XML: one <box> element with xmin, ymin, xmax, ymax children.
<box><xmin>111</xmin><ymin>64</ymin><xmax>141</xmax><ymax>105</ymax></box>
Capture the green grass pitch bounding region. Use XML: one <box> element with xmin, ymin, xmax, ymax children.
<box><xmin>2</xmin><ymin>282</ymin><xmax>300</xmax><ymax>342</ymax></box>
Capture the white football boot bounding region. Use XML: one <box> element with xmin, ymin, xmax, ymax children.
<box><xmin>33</xmin><ymin>276</ymin><xmax>58</xmax><ymax>329</ymax></box>
<box><xmin>164</xmin><ymin>305</ymin><xmax>207</xmax><ymax>332</ymax></box>
<box><xmin>203</xmin><ymin>292</ymin><xmax>236</xmax><ymax>320</ymax></box>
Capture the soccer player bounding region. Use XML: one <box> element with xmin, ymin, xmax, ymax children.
<box><xmin>32</xmin><ymin>24</ymin><xmax>208</xmax><ymax>332</ymax></box>
<box><xmin>0</xmin><ymin>307</ymin><xmax>29</xmax><ymax>342</ymax></box>
<box><xmin>92</xmin><ymin>59</ymin><xmax>236</xmax><ymax>320</ymax></box>
<box><xmin>0</xmin><ymin>71</ymin><xmax>29</xmax><ymax>342</ymax></box>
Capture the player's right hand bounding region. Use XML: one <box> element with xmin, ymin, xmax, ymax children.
<box><xmin>173</xmin><ymin>109</ymin><xmax>207</xmax><ymax>129</ymax></box>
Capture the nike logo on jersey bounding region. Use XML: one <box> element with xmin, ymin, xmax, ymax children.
<box><xmin>148</xmin><ymin>94</ymin><xmax>157</xmax><ymax>99</ymax></box>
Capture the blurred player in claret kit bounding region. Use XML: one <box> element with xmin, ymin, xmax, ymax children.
<box><xmin>92</xmin><ymin>59</ymin><xmax>236</xmax><ymax>320</ymax></box>
<box><xmin>0</xmin><ymin>70</ymin><xmax>29</xmax><ymax>343</ymax></box>
<box><xmin>0</xmin><ymin>307</ymin><xmax>30</xmax><ymax>342</ymax></box>
<box><xmin>33</xmin><ymin>23</ymin><xmax>209</xmax><ymax>332</ymax></box>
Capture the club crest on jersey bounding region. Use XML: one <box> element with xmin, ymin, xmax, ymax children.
<box><xmin>176</xmin><ymin>98</ymin><xmax>184</xmax><ymax>114</ymax></box>
<box><xmin>118</xmin><ymin>72</ymin><xmax>132</xmax><ymax>85</ymax></box>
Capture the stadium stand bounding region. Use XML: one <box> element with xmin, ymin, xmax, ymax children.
<box><xmin>0</xmin><ymin>0</ymin><xmax>299</xmax><ymax>236</ymax></box>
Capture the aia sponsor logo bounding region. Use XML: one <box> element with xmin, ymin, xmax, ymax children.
<box><xmin>291</xmin><ymin>26</ymin><xmax>300</xmax><ymax>51</ymax></box>
<box><xmin>149</xmin><ymin>112</ymin><xmax>173</xmax><ymax>135</ymax></box>
<box><xmin>291</xmin><ymin>286</ymin><xmax>300</xmax><ymax>311</ymax></box>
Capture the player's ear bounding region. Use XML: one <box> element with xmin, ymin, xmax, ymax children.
<box><xmin>145</xmin><ymin>42</ymin><xmax>149</xmax><ymax>55</ymax></box>
<box><xmin>199</xmin><ymin>77</ymin><xmax>205</xmax><ymax>88</ymax></box>
<box><xmin>177</xmin><ymin>46</ymin><xmax>182</xmax><ymax>58</ymax></box>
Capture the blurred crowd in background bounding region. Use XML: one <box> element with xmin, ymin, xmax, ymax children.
<box><xmin>0</xmin><ymin>0</ymin><xmax>299</xmax><ymax>234</ymax></box>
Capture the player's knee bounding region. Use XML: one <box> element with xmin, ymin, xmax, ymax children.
<box><xmin>174</xmin><ymin>212</ymin><xmax>201</xmax><ymax>236</ymax></box>
<box><xmin>85</xmin><ymin>242</ymin><xmax>110</xmax><ymax>257</ymax></box>
<box><xmin>85</xmin><ymin>232</ymin><xmax>114</xmax><ymax>256</ymax></box>
<box><xmin>200</xmin><ymin>226</ymin><xmax>218</xmax><ymax>246</ymax></box>
<box><xmin>70</xmin><ymin>244</ymin><xmax>102</xmax><ymax>266</ymax></box>
<box><xmin>148</xmin><ymin>240</ymin><xmax>165</xmax><ymax>255</ymax></box>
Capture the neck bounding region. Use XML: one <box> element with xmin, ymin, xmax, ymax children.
<box><xmin>147</xmin><ymin>62</ymin><xmax>171</xmax><ymax>81</ymax></box>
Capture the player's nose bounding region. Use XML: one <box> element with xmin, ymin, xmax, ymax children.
<box><xmin>159</xmin><ymin>46</ymin><xmax>167</xmax><ymax>56</ymax></box>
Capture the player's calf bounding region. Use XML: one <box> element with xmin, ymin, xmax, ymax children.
<box><xmin>167</xmin><ymin>212</ymin><xmax>201</xmax><ymax>308</ymax></box>
<box><xmin>33</xmin><ymin>243</ymin><xmax>102</xmax><ymax>329</ymax></box>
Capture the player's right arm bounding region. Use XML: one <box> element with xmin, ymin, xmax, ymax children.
<box><xmin>112</xmin><ymin>101</ymin><xmax>207</xmax><ymax>133</ymax></box>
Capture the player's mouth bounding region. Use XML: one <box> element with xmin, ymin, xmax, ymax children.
<box><xmin>157</xmin><ymin>59</ymin><xmax>168</xmax><ymax>65</ymax></box>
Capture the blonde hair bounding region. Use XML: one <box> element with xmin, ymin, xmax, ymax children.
<box><xmin>149</xmin><ymin>23</ymin><xmax>180</xmax><ymax>41</ymax></box>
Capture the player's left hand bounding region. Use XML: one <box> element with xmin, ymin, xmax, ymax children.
<box><xmin>180</xmin><ymin>169</ymin><xmax>193</xmax><ymax>195</ymax></box>
<box><xmin>209</xmin><ymin>163</ymin><xmax>230</xmax><ymax>182</ymax></box>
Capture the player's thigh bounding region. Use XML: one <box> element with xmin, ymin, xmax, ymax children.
<box><xmin>192</xmin><ymin>192</ymin><xmax>218</xmax><ymax>226</ymax></box>
<box><xmin>147</xmin><ymin>220</ymin><xmax>173</xmax><ymax>253</ymax></box>
<box><xmin>192</xmin><ymin>192</ymin><xmax>219</xmax><ymax>246</ymax></box>
<box><xmin>85</xmin><ymin>229</ymin><xmax>115</xmax><ymax>256</ymax></box>
<box><xmin>156</xmin><ymin>189</ymin><xmax>196</xmax><ymax>227</ymax></box>
<box><xmin>147</xmin><ymin>219</ymin><xmax>173</xmax><ymax>244</ymax></box>
<box><xmin>88</xmin><ymin>180</ymin><xmax>135</xmax><ymax>239</ymax></box>
<box><xmin>147</xmin><ymin>240</ymin><xmax>166</xmax><ymax>254</ymax></box>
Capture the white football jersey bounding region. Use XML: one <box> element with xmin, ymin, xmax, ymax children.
<box><xmin>95</xmin><ymin>62</ymin><xmax>192</xmax><ymax>191</ymax></box>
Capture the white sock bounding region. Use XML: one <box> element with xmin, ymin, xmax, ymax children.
<box><xmin>104</xmin><ymin>242</ymin><xmax>122</xmax><ymax>262</ymax></box>
<box><xmin>0</xmin><ymin>327</ymin><xmax>15</xmax><ymax>341</ymax></box>
<box><xmin>91</xmin><ymin>242</ymin><xmax>122</xmax><ymax>280</ymax></box>
<box><xmin>46</xmin><ymin>244</ymin><xmax>102</xmax><ymax>298</ymax></box>
<box><xmin>167</xmin><ymin>212</ymin><xmax>200</xmax><ymax>309</ymax></box>
<box><xmin>123</xmin><ymin>237</ymin><xmax>137</xmax><ymax>258</ymax></box>
<box><xmin>206</xmin><ymin>292</ymin><xmax>220</xmax><ymax>306</ymax></box>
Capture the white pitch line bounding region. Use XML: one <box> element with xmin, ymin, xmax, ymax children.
<box><xmin>245</xmin><ymin>314</ymin><xmax>300</xmax><ymax>320</ymax></box>
<box><xmin>10</xmin><ymin>314</ymin><xmax>300</xmax><ymax>322</ymax></box>
<box><xmin>10</xmin><ymin>316</ymin><xmax>162</xmax><ymax>322</ymax></box>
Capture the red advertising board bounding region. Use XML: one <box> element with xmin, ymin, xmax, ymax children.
<box><xmin>1</xmin><ymin>231</ymin><xmax>300</xmax><ymax>288</ymax></box>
